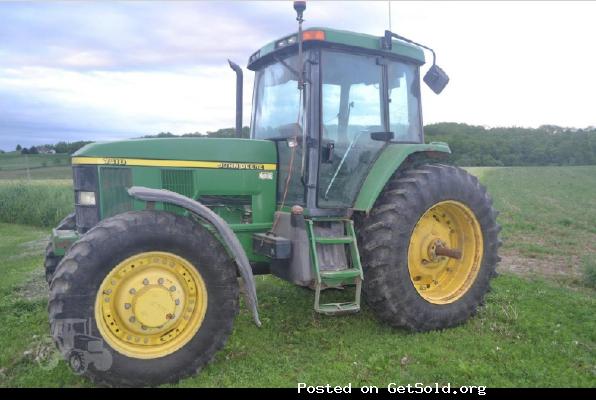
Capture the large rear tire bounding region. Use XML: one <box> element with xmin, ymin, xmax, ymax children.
<box><xmin>358</xmin><ymin>164</ymin><xmax>501</xmax><ymax>331</ymax></box>
<box><xmin>49</xmin><ymin>211</ymin><xmax>239</xmax><ymax>386</ymax></box>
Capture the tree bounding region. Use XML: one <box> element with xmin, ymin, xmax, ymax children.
<box><xmin>16</xmin><ymin>144</ymin><xmax>22</xmax><ymax>151</ymax></box>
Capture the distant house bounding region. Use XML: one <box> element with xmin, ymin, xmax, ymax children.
<box><xmin>37</xmin><ymin>146</ymin><xmax>56</xmax><ymax>154</ymax></box>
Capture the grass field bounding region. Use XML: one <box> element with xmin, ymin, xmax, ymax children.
<box><xmin>0</xmin><ymin>165</ymin><xmax>594</xmax><ymax>387</ymax></box>
<box><xmin>468</xmin><ymin>166</ymin><xmax>596</xmax><ymax>287</ymax></box>
<box><xmin>0</xmin><ymin>153</ymin><xmax>71</xmax><ymax>180</ymax></box>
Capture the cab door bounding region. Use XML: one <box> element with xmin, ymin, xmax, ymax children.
<box><xmin>318</xmin><ymin>51</ymin><xmax>387</xmax><ymax>208</ymax></box>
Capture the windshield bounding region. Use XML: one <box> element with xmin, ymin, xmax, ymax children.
<box><xmin>252</xmin><ymin>54</ymin><xmax>303</xmax><ymax>139</ymax></box>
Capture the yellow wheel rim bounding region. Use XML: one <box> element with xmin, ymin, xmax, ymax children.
<box><xmin>95</xmin><ymin>251</ymin><xmax>207</xmax><ymax>359</ymax></box>
<box><xmin>408</xmin><ymin>201</ymin><xmax>483</xmax><ymax>304</ymax></box>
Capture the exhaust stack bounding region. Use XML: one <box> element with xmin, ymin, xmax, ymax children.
<box><xmin>228</xmin><ymin>59</ymin><xmax>243</xmax><ymax>137</ymax></box>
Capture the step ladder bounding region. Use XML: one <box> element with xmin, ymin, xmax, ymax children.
<box><xmin>305</xmin><ymin>217</ymin><xmax>363</xmax><ymax>315</ymax></box>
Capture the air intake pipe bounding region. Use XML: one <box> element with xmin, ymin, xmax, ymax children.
<box><xmin>228</xmin><ymin>60</ymin><xmax>243</xmax><ymax>138</ymax></box>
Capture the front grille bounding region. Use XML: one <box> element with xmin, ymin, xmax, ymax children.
<box><xmin>161</xmin><ymin>169</ymin><xmax>195</xmax><ymax>214</ymax></box>
<box><xmin>100</xmin><ymin>167</ymin><xmax>133</xmax><ymax>218</ymax></box>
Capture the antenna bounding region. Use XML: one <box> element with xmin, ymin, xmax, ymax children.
<box><xmin>388</xmin><ymin>1</ymin><xmax>392</xmax><ymax>32</ymax></box>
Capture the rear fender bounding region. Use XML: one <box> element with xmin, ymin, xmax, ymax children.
<box><xmin>353</xmin><ymin>142</ymin><xmax>451</xmax><ymax>212</ymax></box>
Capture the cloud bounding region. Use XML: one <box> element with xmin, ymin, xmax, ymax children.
<box><xmin>0</xmin><ymin>1</ymin><xmax>596</xmax><ymax>151</ymax></box>
<box><xmin>0</xmin><ymin>65</ymin><xmax>251</xmax><ymax>148</ymax></box>
<box><xmin>0</xmin><ymin>1</ymin><xmax>289</xmax><ymax>71</ymax></box>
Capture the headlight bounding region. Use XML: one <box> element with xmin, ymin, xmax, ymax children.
<box><xmin>78</xmin><ymin>191</ymin><xmax>96</xmax><ymax>206</ymax></box>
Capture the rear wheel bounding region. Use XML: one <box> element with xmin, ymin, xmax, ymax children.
<box><xmin>358</xmin><ymin>164</ymin><xmax>501</xmax><ymax>331</ymax></box>
<box><xmin>49</xmin><ymin>211</ymin><xmax>239</xmax><ymax>386</ymax></box>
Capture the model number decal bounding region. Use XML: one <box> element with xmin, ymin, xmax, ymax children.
<box><xmin>102</xmin><ymin>158</ymin><xmax>127</xmax><ymax>165</ymax></box>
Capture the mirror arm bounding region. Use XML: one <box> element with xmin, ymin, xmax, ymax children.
<box><xmin>382</xmin><ymin>30</ymin><xmax>437</xmax><ymax>65</ymax></box>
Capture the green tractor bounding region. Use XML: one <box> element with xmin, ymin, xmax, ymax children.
<box><xmin>47</xmin><ymin>2</ymin><xmax>500</xmax><ymax>387</ymax></box>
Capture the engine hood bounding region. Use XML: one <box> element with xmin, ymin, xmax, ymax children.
<box><xmin>73</xmin><ymin>138</ymin><xmax>278</xmax><ymax>167</ymax></box>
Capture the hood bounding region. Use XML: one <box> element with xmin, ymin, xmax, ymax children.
<box><xmin>73</xmin><ymin>137</ymin><xmax>277</xmax><ymax>165</ymax></box>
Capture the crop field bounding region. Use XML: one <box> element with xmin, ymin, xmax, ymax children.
<box><xmin>0</xmin><ymin>165</ymin><xmax>594</xmax><ymax>387</ymax></box>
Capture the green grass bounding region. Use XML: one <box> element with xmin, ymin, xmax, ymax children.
<box><xmin>468</xmin><ymin>166</ymin><xmax>596</xmax><ymax>287</ymax></box>
<box><xmin>467</xmin><ymin>166</ymin><xmax>596</xmax><ymax>258</ymax></box>
<box><xmin>0</xmin><ymin>223</ymin><xmax>594</xmax><ymax>387</ymax></box>
<box><xmin>0</xmin><ymin>180</ymin><xmax>73</xmax><ymax>227</ymax></box>
<box><xmin>0</xmin><ymin>153</ymin><xmax>71</xmax><ymax>180</ymax></box>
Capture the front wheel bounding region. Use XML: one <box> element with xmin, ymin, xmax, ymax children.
<box><xmin>49</xmin><ymin>211</ymin><xmax>239</xmax><ymax>386</ymax></box>
<box><xmin>358</xmin><ymin>164</ymin><xmax>501</xmax><ymax>331</ymax></box>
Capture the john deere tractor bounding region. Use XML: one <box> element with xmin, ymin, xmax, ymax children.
<box><xmin>46</xmin><ymin>2</ymin><xmax>500</xmax><ymax>386</ymax></box>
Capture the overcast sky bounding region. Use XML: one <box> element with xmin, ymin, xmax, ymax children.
<box><xmin>1</xmin><ymin>0</ymin><xmax>595</xmax><ymax>150</ymax></box>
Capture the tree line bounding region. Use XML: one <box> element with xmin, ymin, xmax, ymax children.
<box><xmin>12</xmin><ymin>124</ymin><xmax>596</xmax><ymax>167</ymax></box>
<box><xmin>15</xmin><ymin>141</ymin><xmax>93</xmax><ymax>155</ymax></box>
<box><xmin>424</xmin><ymin>123</ymin><xmax>596</xmax><ymax>166</ymax></box>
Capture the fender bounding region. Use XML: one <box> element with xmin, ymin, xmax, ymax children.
<box><xmin>127</xmin><ymin>186</ymin><xmax>261</xmax><ymax>327</ymax></box>
<box><xmin>353</xmin><ymin>142</ymin><xmax>451</xmax><ymax>212</ymax></box>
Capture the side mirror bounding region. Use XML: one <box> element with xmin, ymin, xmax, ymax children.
<box><xmin>423</xmin><ymin>64</ymin><xmax>449</xmax><ymax>94</ymax></box>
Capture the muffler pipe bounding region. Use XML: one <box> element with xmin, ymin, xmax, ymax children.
<box><xmin>228</xmin><ymin>60</ymin><xmax>243</xmax><ymax>138</ymax></box>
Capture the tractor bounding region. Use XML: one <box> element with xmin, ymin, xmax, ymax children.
<box><xmin>46</xmin><ymin>2</ymin><xmax>500</xmax><ymax>387</ymax></box>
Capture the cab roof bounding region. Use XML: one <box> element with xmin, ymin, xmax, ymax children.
<box><xmin>247</xmin><ymin>27</ymin><xmax>426</xmax><ymax>70</ymax></box>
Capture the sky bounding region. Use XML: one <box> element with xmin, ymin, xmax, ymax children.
<box><xmin>1</xmin><ymin>0</ymin><xmax>595</xmax><ymax>150</ymax></box>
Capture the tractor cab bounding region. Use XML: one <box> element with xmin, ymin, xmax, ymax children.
<box><xmin>245</xmin><ymin>27</ymin><xmax>439</xmax><ymax>214</ymax></box>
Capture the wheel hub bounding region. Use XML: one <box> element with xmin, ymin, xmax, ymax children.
<box><xmin>426</xmin><ymin>239</ymin><xmax>446</xmax><ymax>262</ymax></box>
<box><xmin>133</xmin><ymin>286</ymin><xmax>176</xmax><ymax>328</ymax></box>
<box><xmin>95</xmin><ymin>252</ymin><xmax>208</xmax><ymax>359</ymax></box>
<box><xmin>408</xmin><ymin>201</ymin><xmax>483</xmax><ymax>304</ymax></box>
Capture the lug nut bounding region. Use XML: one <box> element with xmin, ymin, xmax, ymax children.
<box><xmin>124</xmin><ymin>303</ymin><xmax>131</xmax><ymax>310</ymax></box>
<box><xmin>129</xmin><ymin>316</ymin><xmax>136</xmax><ymax>323</ymax></box>
<box><xmin>175</xmin><ymin>299</ymin><xmax>180</xmax><ymax>305</ymax></box>
<box><xmin>169</xmin><ymin>286</ymin><xmax>176</xmax><ymax>292</ymax></box>
<box><xmin>129</xmin><ymin>288</ymin><xmax>136</xmax><ymax>295</ymax></box>
<box><xmin>143</xmin><ymin>278</ymin><xmax>149</xmax><ymax>285</ymax></box>
<box><xmin>158</xmin><ymin>278</ymin><xmax>164</xmax><ymax>285</ymax></box>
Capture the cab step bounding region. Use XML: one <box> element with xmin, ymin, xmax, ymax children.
<box><xmin>315</xmin><ymin>300</ymin><xmax>361</xmax><ymax>315</ymax></box>
<box><xmin>306</xmin><ymin>217</ymin><xmax>363</xmax><ymax>315</ymax></box>
<box><xmin>314</xmin><ymin>236</ymin><xmax>354</xmax><ymax>245</ymax></box>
